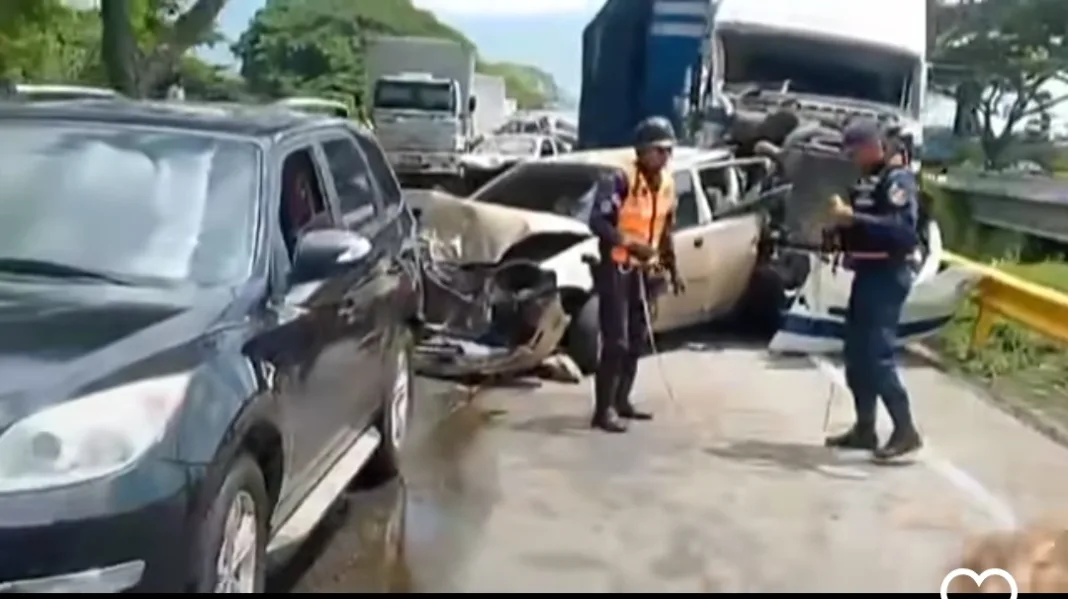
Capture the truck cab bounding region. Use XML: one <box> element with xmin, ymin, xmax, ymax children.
<box><xmin>703</xmin><ymin>0</ymin><xmax>927</xmax><ymax>168</ymax></box>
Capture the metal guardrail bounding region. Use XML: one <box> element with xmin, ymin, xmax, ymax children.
<box><xmin>943</xmin><ymin>251</ymin><xmax>1068</xmax><ymax>350</ymax></box>
<box><xmin>928</xmin><ymin>172</ymin><xmax>1068</xmax><ymax>243</ymax></box>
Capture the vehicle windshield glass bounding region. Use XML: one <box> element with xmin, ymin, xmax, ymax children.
<box><xmin>474</xmin><ymin>136</ymin><xmax>538</xmax><ymax>156</ymax></box>
<box><xmin>720</xmin><ymin>30</ymin><xmax>917</xmax><ymax>111</ymax></box>
<box><xmin>0</xmin><ymin>122</ymin><xmax>260</xmax><ymax>287</ymax></box>
<box><xmin>470</xmin><ymin>162</ymin><xmax>612</xmax><ymax>221</ymax></box>
<box><xmin>374</xmin><ymin>80</ymin><xmax>456</xmax><ymax>113</ymax></box>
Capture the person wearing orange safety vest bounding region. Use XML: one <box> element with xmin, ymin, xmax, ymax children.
<box><xmin>586</xmin><ymin>116</ymin><xmax>685</xmax><ymax>433</ymax></box>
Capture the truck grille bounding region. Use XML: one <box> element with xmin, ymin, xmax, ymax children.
<box><xmin>376</xmin><ymin>125</ymin><xmax>454</xmax><ymax>152</ymax></box>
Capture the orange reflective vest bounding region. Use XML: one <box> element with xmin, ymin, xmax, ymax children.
<box><xmin>610</xmin><ymin>162</ymin><xmax>675</xmax><ymax>265</ymax></box>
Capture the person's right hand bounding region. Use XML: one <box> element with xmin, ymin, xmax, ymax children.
<box><xmin>625</xmin><ymin>241</ymin><xmax>656</xmax><ymax>262</ymax></box>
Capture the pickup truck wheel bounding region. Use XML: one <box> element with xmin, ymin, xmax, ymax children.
<box><xmin>192</xmin><ymin>454</ymin><xmax>269</xmax><ymax>593</ymax></box>
<box><xmin>565</xmin><ymin>295</ymin><xmax>600</xmax><ymax>375</ymax></box>
<box><xmin>359</xmin><ymin>345</ymin><xmax>414</xmax><ymax>488</ymax></box>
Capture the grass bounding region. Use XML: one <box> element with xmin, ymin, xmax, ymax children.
<box><xmin>924</xmin><ymin>180</ymin><xmax>1068</xmax><ymax>430</ymax></box>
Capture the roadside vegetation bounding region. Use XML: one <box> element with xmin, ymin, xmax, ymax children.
<box><xmin>1</xmin><ymin>0</ymin><xmax>562</xmax><ymax>109</ymax></box>
<box><xmin>924</xmin><ymin>181</ymin><xmax>1068</xmax><ymax>429</ymax></box>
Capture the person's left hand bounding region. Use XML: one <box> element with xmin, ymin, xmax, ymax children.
<box><xmin>828</xmin><ymin>194</ymin><xmax>854</xmax><ymax>224</ymax></box>
<box><xmin>670</xmin><ymin>274</ymin><xmax>686</xmax><ymax>296</ymax></box>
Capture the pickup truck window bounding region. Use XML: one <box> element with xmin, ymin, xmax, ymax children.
<box><xmin>673</xmin><ymin>171</ymin><xmax>700</xmax><ymax>230</ymax></box>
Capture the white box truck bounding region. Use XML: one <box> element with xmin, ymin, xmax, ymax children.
<box><xmin>472</xmin><ymin>74</ymin><xmax>508</xmax><ymax>137</ymax></box>
<box><xmin>366</xmin><ymin>36</ymin><xmax>476</xmax><ymax>188</ymax></box>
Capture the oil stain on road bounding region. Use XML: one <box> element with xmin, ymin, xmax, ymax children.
<box><xmin>269</xmin><ymin>376</ymin><xmax>500</xmax><ymax>592</ymax></box>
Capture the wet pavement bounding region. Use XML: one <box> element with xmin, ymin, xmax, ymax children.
<box><xmin>271</xmin><ymin>337</ymin><xmax>1068</xmax><ymax>593</ymax></box>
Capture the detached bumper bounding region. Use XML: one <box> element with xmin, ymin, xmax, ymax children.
<box><xmin>414</xmin><ymin>261</ymin><xmax>571</xmax><ymax>379</ymax></box>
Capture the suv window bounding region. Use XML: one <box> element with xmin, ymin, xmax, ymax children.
<box><xmin>321</xmin><ymin>137</ymin><xmax>378</xmax><ymax>226</ymax></box>
<box><xmin>352</xmin><ymin>133</ymin><xmax>401</xmax><ymax>207</ymax></box>
<box><xmin>673</xmin><ymin>171</ymin><xmax>700</xmax><ymax>229</ymax></box>
<box><xmin>280</xmin><ymin>147</ymin><xmax>332</xmax><ymax>259</ymax></box>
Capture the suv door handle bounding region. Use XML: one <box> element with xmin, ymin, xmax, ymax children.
<box><xmin>693</xmin><ymin>237</ymin><xmax>704</xmax><ymax>248</ymax></box>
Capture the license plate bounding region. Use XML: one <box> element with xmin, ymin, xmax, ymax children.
<box><xmin>397</xmin><ymin>155</ymin><xmax>422</xmax><ymax>167</ymax></box>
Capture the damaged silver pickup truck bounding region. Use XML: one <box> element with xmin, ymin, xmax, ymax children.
<box><xmin>408</xmin><ymin>140</ymin><xmax>978</xmax><ymax>381</ymax></box>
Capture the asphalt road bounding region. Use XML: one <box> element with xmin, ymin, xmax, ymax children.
<box><xmin>271</xmin><ymin>336</ymin><xmax>1068</xmax><ymax>593</ymax></box>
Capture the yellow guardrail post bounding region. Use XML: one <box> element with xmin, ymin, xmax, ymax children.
<box><xmin>943</xmin><ymin>251</ymin><xmax>1068</xmax><ymax>351</ymax></box>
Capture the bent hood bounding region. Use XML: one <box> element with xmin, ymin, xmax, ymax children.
<box><xmin>404</xmin><ymin>189</ymin><xmax>591</xmax><ymax>263</ymax></box>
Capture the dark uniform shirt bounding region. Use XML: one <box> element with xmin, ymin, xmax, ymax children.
<box><xmin>588</xmin><ymin>169</ymin><xmax>678</xmax><ymax>274</ymax></box>
<box><xmin>842</xmin><ymin>164</ymin><xmax>919</xmax><ymax>260</ymax></box>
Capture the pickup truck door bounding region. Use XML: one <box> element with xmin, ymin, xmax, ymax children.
<box><xmin>652</xmin><ymin>169</ymin><xmax>716</xmax><ymax>332</ymax></box>
<box><xmin>696</xmin><ymin>159</ymin><xmax>763</xmax><ymax>320</ymax></box>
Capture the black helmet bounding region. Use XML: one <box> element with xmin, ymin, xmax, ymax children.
<box><xmin>634</xmin><ymin>116</ymin><xmax>676</xmax><ymax>149</ymax></box>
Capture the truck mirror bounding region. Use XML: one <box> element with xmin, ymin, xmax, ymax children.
<box><xmin>468</xmin><ymin>96</ymin><xmax>477</xmax><ymax>113</ymax></box>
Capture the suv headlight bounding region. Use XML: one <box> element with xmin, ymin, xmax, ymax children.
<box><xmin>0</xmin><ymin>374</ymin><xmax>191</xmax><ymax>494</ymax></box>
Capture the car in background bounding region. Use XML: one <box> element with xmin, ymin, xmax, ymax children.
<box><xmin>460</xmin><ymin>133</ymin><xmax>562</xmax><ymax>190</ymax></box>
<box><xmin>273</xmin><ymin>97</ymin><xmax>374</xmax><ymax>130</ymax></box>
<box><xmin>0</xmin><ymin>101</ymin><xmax>418</xmax><ymax>592</ymax></box>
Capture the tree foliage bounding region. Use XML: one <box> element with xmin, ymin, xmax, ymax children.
<box><xmin>0</xmin><ymin>1</ymin><xmax>101</xmax><ymax>83</ymax></box>
<box><xmin>931</xmin><ymin>0</ymin><xmax>1068</xmax><ymax>167</ymax></box>
<box><xmin>99</xmin><ymin>0</ymin><xmax>227</xmax><ymax>97</ymax></box>
<box><xmin>233</xmin><ymin>0</ymin><xmax>556</xmax><ymax>110</ymax></box>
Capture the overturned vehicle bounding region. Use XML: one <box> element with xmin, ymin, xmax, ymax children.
<box><xmin>408</xmin><ymin>138</ymin><xmax>979</xmax><ymax>379</ymax></box>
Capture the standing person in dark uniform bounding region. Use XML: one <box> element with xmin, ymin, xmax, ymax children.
<box><xmin>825</xmin><ymin>120</ymin><xmax>923</xmax><ymax>461</ymax></box>
<box><xmin>586</xmin><ymin>116</ymin><xmax>685</xmax><ymax>433</ymax></box>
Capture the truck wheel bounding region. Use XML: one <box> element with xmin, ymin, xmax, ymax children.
<box><xmin>565</xmin><ymin>295</ymin><xmax>600</xmax><ymax>375</ymax></box>
<box><xmin>360</xmin><ymin>345</ymin><xmax>414</xmax><ymax>487</ymax></box>
<box><xmin>192</xmin><ymin>454</ymin><xmax>269</xmax><ymax>593</ymax></box>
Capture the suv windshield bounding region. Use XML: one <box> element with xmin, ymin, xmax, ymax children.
<box><xmin>471</xmin><ymin>162</ymin><xmax>611</xmax><ymax>221</ymax></box>
<box><xmin>0</xmin><ymin>122</ymin><xmax>260</xmax><ymax>286</ymax></box>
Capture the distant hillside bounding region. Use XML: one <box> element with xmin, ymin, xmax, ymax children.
<box><xmin>342</xmin><ymin>0</ymin><xmax>561</xmax><ymax>109</ymax></box>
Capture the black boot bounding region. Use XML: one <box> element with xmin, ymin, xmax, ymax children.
<box><xmin>616</xmin><ymin>404</ymin><xmax>653</xmax><ymax>421</ymax></box>
<box><xmin>590</xmin><ymin>412</ymin><xmax>627</xmax><ymax>433</ymax></box>
<box><xmin>874</xmin><ymin>427</ymin><xmax>923</xmax><ymax>461</ymax></box>
<box><xmin>825</xmin><ymin>423</ymin><xmax>878</xmax><ymax>451</ymax></box>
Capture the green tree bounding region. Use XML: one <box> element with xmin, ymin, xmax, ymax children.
<box><xmin>0</xmin><ymin>1</ymin><xmax>100</xmax><ymax>83</ymax></box>
<box><xmin>232</xmin><ymin>0</ymin><xmax>367</xmax><ymax>105</ymax></box>
<box><xmin>931</xmin><ymin>0</ymin><xmax>1068</xmax><ymax>168</ymax></box>
<box><xmin>100</xmin><ymin>0</ymin><xmax>227</xmax><ymax>97</ymax></box>
<box><xmin>233</xmin><ymin>0</ymin><xmax>555</xmax><ymax>109</ymax></box>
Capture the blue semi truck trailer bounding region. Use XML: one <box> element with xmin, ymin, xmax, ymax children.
<box><xmin>578</xmin><ymin>0</ymin><xmax>713</xmax><ymax>149</ymax></box>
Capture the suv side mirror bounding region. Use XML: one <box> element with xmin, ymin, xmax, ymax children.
<box><xmin>290</xmin><ymin>229</ymin><xmax>372</xmax><ymax>285</ymax></box>
<box><xmin>468</xmin><ymin>96</ymin><xmax>477</xmax><ymax>113</ymax></box>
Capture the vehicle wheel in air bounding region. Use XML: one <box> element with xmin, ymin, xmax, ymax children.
<box><xmin>360</xmin><ymin>345</ymin><xmax>414</xmax><ymax>487</ymax></box>
<box><xmin>565</xmin><ymin>294</ymin><xmax>600</xmax><ymax>375</ymax></box>
<box><xmin>192</xmin><ymin>453</ymin><xmax>270</xmax><ymax>593</ymax></box>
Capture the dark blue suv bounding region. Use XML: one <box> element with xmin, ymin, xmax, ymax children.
<box><xmin>0</xmin><ymin>101</ymin><xmax>420</xmax><ymax>592</ymax></box>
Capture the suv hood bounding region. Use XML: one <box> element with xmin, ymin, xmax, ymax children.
<box><xmin>0</xmin><ymin>281</ymin><xmax>232</xmax><ymax>419</ymax></box>
<box><xmin>404</xmin><ymin>189</ymin><xmax>591</xmax><ymax>263</ymax></box>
